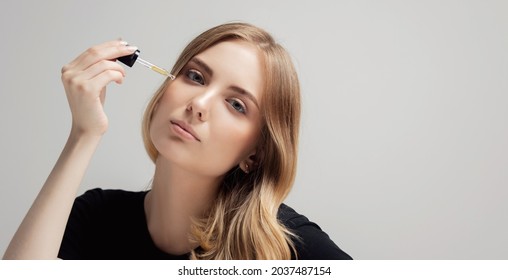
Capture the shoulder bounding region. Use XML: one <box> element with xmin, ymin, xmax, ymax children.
<box><xmin>64</xmin><ymin>187</ymin><xmax>147</xmax><ymax>232</ymax></box>
<box><xmin>72</xmin><ymin>187</ymin><xmax>146</xmax><ymax>209</ymax></box>
<box><xmin>277</xmin><ymin>203</ymin><xmax>353</xmax><ymax>260</ymax></box>
<box><xmin>76</xmin><ymin>187</ymin><xmax>145</xmax><ymax>203</ymax></box>
<box><xmin>65</xmin><ymin>188</ymin><xmax>147</xmax><ymax>238</ymax></box>
<box><xmin>58</xmin><ymin>188</ymin><xmax>148</xmax><ymax>259</ymax></box>
<box><xmin>70</xmin><ymin>188</ymin><xmax>147</xmax><ymax>222</ymax></box>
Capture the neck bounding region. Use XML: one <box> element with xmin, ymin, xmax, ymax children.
<box><xmin>144</xmin><ymin>157</ymin><xmax>222</xmax><ymax>255</ymax></box>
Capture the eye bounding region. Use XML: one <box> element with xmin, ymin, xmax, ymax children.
<box><xmin>186</xmin><ymin>69</ymin><xmax>205</xmax><ymax>85</ymax></box>
<box><xmin>227</xmin><ymin>99</ymin><xmax>246</xmax><ymax>114</ymax></box>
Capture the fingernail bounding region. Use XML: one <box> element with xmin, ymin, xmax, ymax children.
<box><xmin>119</xmin><ymin>40</ymin><xmax>128</xmax><ymax>46</ymax></box>
<box><xmin>126</xmin><ymin>45</ymin><xmax>138</xmax><ymax>52</ymax></box>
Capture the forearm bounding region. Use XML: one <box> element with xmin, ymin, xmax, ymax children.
<box><xmin>3</xmin><ymin>132</ymin><xmax>101</xmax><ymax>259</ymax></box>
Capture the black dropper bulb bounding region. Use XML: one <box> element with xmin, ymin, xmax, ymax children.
<box><xmin>117</xmin><ymin>49</ymin><xmax>140</xmax><ymax>67</ymax></box>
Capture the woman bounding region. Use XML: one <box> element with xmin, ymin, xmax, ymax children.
<box><xmin>4</xmin><ymin>22</ymin><xmax>351</xmax><ymax>260</ymax></box>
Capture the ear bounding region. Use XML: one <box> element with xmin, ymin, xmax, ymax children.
<box><xmin>240</xmin><ymin>147</ymin><xmax>263</xmax><ymax>174</ymax></box>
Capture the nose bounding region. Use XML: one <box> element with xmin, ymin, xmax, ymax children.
<box><xmin>186</xmin><ymin>89</ymin><xmax>214</xmax><ymax>122</ymax></box>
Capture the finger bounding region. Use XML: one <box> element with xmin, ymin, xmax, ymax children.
<box><xmin>61</xmin><ymin>61</ymin><xmax>125</xmax><ymax>93</ymax></box>
<box><xmin>80</xmin><ymin>44</ymin><xmax>138</xmax><ymax>70</ymax></box>
<box><xmin>62</xmin><ymin>40</ymin><xmax>137</xmax><ymax>73</ymax></box>
<box><xmin>69</xmin><ymin>40</ymin><xmax>128</xmax><ymax>66</ymax></box>
<box><xmin>62</xmin><ymin>40</ymin><xmax>125</xmax><ymax>73</ymax></box>
<box><xmin>64</xmin><ymin>68</ymin><xmax>124</xmax><ymax>102</ymax></box>
<box><xmin>86</xmin><ymin>69</ymin><xmax>125</xmax><ymax>94</ymax></box>
<box><xmin>80</xmin><ymin>60</ymin><xmax>126</xmax><ymax>81</ymax></box>
<box><xmin>99</xmin><ymin>88</ymin><xmax>106</xmax><ymax>106</ymax></box>
<box><xmin>70</xmin><ymin>44</ymin><xmax>137</xmax><ymax>73</ymax></box>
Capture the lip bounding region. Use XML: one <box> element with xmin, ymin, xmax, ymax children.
<box><xmin>170</xmin><ymin>120</ymin><xmax>201</xmax><ymax>141</ymax></box>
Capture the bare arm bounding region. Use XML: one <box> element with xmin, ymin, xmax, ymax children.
<box><xmin>3</xmin><ymin>40</ymin><xmax>137</xmax><ymax>259</ymax></box>
<box><xmin>3</xmin><ymin>132</ymin><xmax>101</xmax><ymax>259</ymax></box>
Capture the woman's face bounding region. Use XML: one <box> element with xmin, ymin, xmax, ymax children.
<box><xmin>150</xmin><ymin>40</ymin><xmax>264</xmax><ymax>177</ymax></box>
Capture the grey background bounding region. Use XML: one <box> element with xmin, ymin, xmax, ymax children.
<box><xmin>1</xmin><ymin>0</ymin><xmax>507</xmax><ymax>259</ymax></box>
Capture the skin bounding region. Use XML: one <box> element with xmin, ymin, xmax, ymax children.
<box><xmin>145</xmin><ymin>40</ymin><xmax>264</xmax><ymax>254</ymax></box>
<box><xmin>3</xmin><ymin>39</ymin><xmax>265</xmax><ymax>258</ymax></box>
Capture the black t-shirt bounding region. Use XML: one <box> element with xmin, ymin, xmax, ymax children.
<box><xmin>58</xmin><ymin>188</ymin><xmax>352</xmax><ymax>260</ymax></box>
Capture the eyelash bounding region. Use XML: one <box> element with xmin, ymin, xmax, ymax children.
<box><xmin>186</xmin><ymin>69</ymin><xmax>205</xmax><ymax>85</ymax></box>
<box><xmin>227</xmin><ymin>99</ymin><xmax>246</xmax><ymax>114</ymax></box>
<box><xmin>184</xmin><ymin>68</ymin><xmax>247</xmax><ymax>114</ymax></box>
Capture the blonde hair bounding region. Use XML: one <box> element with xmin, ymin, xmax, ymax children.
<box><xmin>142</xmin><ymin>22</ymin><xmax>301</xmax><ymax>259</ymax></box>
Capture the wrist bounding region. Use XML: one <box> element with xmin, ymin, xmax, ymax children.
<box><xmin>68</xmin><ymin>127</ymin><xmax>103</xmax><ymax>147</ymax></box>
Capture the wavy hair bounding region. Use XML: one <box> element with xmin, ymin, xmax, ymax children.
<box><xmin>142</xmin><ymin>22</ymin><xmax>301</xmax><ymax>259</ymax></box>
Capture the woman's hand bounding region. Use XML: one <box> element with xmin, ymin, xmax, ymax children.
<box><xmin>61</xmin><ymin>40</ymin><xmax>137</xmax><ymax>137</ymax></box>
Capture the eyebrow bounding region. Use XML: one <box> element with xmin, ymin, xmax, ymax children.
<box><xmin>190</xmin><ymin>57</ymin><xmax>260</xmax><ymax>110</ymax></box>
<box><xmin>230</xmin><ymin>85</ymin><xmax>260</xmax><ymax>110</ymax></box>
<box><xmin>191</xmin><ymin>57</ymin><xmax>213</xmax><ymax>77</ymax></box>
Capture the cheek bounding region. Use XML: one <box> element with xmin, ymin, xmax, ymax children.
<box><xmin>157</xmin><ymin>81</ymin><xmax>189</xmax><ymax>109</ymax></box>
<box><xmin>210</xmin><ymin>118</ymin><xmax>260</xmax><ymax>161</ymax></box>
<box><xmin>149</xmin><ymin>84</ymin><xmax>186</xmax><ymax>125</ymax></box>
<box><xmin>148</xmin><ymin>92</ymin><xmax>174</xmax><ymax>149</ymax></box>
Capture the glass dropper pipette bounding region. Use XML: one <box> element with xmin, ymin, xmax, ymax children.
<box><xmin>117</xmin><ymin>49</ymin><xmax>175</xmax><ymax>80</ymax></box>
